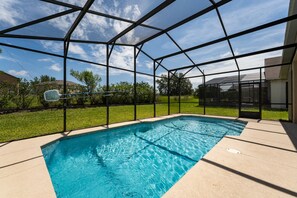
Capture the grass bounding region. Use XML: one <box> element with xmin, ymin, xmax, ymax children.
<box><xmin>0</xmin><ymin>101</ymin><xmax>288</xmax><ymax>143</ymax></box>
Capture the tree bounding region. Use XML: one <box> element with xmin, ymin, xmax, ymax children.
<box><xmin>101</xmin><ymin>81</ymin><xmax>154</xmax><ymax>104</ymax></box>
<box><xmin>156</xmin><ymin>73</ymin><xmax>193</xmax><ymax>96</ymax></box>
<box><xmin>40</xmin><ymin>75</ymin><xmax>56</xmax><ymax>82</ymax></box>
<box><xmin>108</xmin><ymin>82</ymin><xmax>134</xmax><ymax>104</ymax></box>
<box><xmin>70</xmin><ymin>69</ymin><xmax>101</xmax><ymax>93</ymax></box>
<box><xmin>0</xmin><ymin>82</ymin><xmax>14</xmax><ymax>109</ymax></box>
<box><xmin>70</xmin><ymin>70</ymin><xmax>102</xmax><ymax>105</ymax></box>
<box><xmin>31</xmin><ymin>75</ymin><xmax>58</xmax><ymax>107</ymax></box>
<box><xmin>136</xmin><ymin>82</ymin><xmax>154</xmax><ymax>103</ymax></box>
<box><xmin>13</xmin><ymin>79</ymin><xmax>33</xmax><ymax>109</ymax></box>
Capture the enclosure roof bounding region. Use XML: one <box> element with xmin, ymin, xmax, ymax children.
<box><xmin>0</xmin><ymin>0</ymin><xmax>296</xmax><ymax>76</ymax></box>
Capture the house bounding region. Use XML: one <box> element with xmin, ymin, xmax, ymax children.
<box><xmin>0</xmin><ymin>70</ymin><xmax>19</xmax><ymax>85</ymax></box>
<box><xmin>264</xmin><ymin>56</ymin><xmax>288</xmax><ymax>109</ymax></box>
<box><xmin>0</xmin><ymin>70</ymin><xmax>19</xmax><ymax>94</ymax></box>
<box><xmin>198</xmin><ymin>72</ymin><xmax>267</xmax><ymax>107</ymax></box>
<box><xmin>198</xmin><ymin>60</ymin><xmax>288</xmax><ymax>110</ymax></box>
<box><xmin>36</xmin><ymin>80</ymin><xmax>81</xmax><ymax>93</ymax></box>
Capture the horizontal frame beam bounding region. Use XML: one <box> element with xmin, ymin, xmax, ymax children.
<box><xmin>0</xmin><ymin>9</ymin><xmax>79</xmax><ymax>34</ymax></box>
<box><xmin>156</xmin><ymin>14</ymin><xmax>297</xmax><ymax>61</ymax></box>
<box><xmin>108</xmin><ymin>0</ymin><xmax>175</xmax><ymax>44</ymax></box>
<box><xmin>169</xmin><ymin>43</ymin><xmax>297</xmax><ymax>72</ymax></box>
<box><xmin>136</xmin><ymin>0</ymin><xmax>231</xmax><ymax>46</ymax></box>
<box><xmin>184</xmin><ymin>62</ymin><xmax>292</xmax><ymax>79</ymax></box>
<box><xmin>41</xmin><ymin>0</ymin><xmax>163</xmax><ymax>31</ymax></box>
<box><xmin>64</xmin><ymin>0</ymin><xmax>94</xmax><ymax>41</ymax></box>
<box><xmin>0</xmin><ymin>42</ymin><xmax>160</xmax><ymax>78</ymax></box>
<box><xmin>0</xmin><ymin>34</ymin><xmax>135</xmax><ymax>46</ymax></box>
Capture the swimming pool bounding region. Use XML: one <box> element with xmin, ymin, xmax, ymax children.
<box><xmin>42</xmin><ymin>116</ymin><xmax>246</xmax><ymax>198</ymax></box>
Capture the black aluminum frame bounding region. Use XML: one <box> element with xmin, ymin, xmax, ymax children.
<box><xmin>0</xmin><ymin>0</ymin><xmax>296</xmax><ymax>132</ymax></box>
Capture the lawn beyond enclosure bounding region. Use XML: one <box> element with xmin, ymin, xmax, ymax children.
<box><xmin>0</xmin><ymin>102</ymin><xmax>288</xmax><ymax>142</ymax></box>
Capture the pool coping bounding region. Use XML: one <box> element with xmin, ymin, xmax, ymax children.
<box><xmin>0</xmin><ymin>114</ymin><xmax>296</xmax><ymax>197</ymax></box>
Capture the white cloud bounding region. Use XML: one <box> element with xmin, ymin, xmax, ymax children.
<box><xmin>0</xmin><ymin>55</ymin><xmax>16</xmax><ymax>62</ymax></box>
<box><xmin>90</xmin><ymin>44</ymin><xmax>106</xmax><ymax>64</ymax></box>
<box><xmin>137</xmin><ymin>60</ymin><xmax>153</xmax><ymax>70</ymax></box>
<box><xmin>123</xmin><ymin>5</ymin><xmax>141</xmax><ymax>20</ymax></box>
<box><xmin>8</xmin><ymin>69</ymin><xmax>28</xmax><ymax>77</ymax></box>
<box><xmin>173</xmin><ymin>12</ymin><xmax>225</xmax><ymax>48</ymax></box>
<box><xmin>220</xmin><ymin>0</ymin><xmax>289</xmax><ymax>34</ymax></box>
<box><xmin>145</xmin><ymin>61</ymin><xmax>153</xmax><ymax>69</ymax></box>
<box><xmin>49</xmin><ymin>63</ymin><xmax>62</xmax><ymax>72</ymax></box>
<box><xmin>40</xmin><ymin>41</ymin><xmax>63</xmax><ymax>53</ymax></box>
<box><xmin>47</xmin><ymin>10</ymin><xmax>77</xmax><ymax>33</ymax></box>
<box><xmin>68</xmin><ymin>43</ymin><xmax>88</xmax><ymax>59</ymax></box>
<box><xmin>219</xmin><ymin>51</ymin><xmax>234</xmax><ymax>59</ymax></box>
<box><xmin>0</xmin><ymin>0</ymin><xmax>23</xmax><ymax>26</ymax></box>
<box><xmin>237</xmin><ymin>51</ymin><xmax>282</xmax><ymax>70</ymax></box>
<box><xmin>37</xmin><ymin>58</ymin><xmax>54</xmax><ymax>62</ymax></box>
<box><xmin>109</xmin><ymin>46</ymin><xmax>134</xmax><ymax>73</ymax></box>
<box><xmin>39</xmin><ymin>0</ymin><xmax>143</xmax><ymax>43</ymax></box>
<box><xmin>87</xmin><ymin>46</ymin><xmax>136</xmax><ymax>77</ymax></box>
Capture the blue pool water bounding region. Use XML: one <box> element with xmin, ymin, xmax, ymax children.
<box><xmin>42</xmin><ymin>116</ymin><xmax>246</xmax><ymax>198</ymax></box>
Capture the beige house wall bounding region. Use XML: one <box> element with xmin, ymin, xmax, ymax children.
<box><xmin>270</xmin><ymin>79</ymin><xmax>287</xmax><ymax>109</ymax></box>
<box><xmin>288</xmin><ymin>65</ymin><xmax>293</xmax><ymax>121</ymax></box>
<box><xmin>292</xmin><ymin>52</ymin><xmax>297</xmax><ymax>123</ymax></box>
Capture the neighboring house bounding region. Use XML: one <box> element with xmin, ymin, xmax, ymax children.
<box><xmin>36</xmin><ymin>80</ymin><xmax>82</xmax><ymax>93</ymax></box>
<box><xmin>198</xmin><ymin>72</ymin><xmax>266</xmax><ymax>107</ymax></box>
<box><xmin>198</xmin><ymin>58</ymin><xmax>288</xmax><ymax>110</ymax></box>
<box><xmin>0</xmin><ymin>70</ymin><xmax>19</xmax><ymax>94</ymax></box>
<box><xmin>0</xmin><ymin>70</ymin><xmax>19</xmax><ymax>85</ymax></box>
<box><xmin>264</xmin><ymin>56</ymin><xmax>288</xmax><ymax>109</ymax></box>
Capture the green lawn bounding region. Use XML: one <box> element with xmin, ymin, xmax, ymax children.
<box><xmin>0</xmin><ymin>102</ymin><xmax>288</xmax><ymax>142</ymax></box>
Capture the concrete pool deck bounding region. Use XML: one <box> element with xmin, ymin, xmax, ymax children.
<box><xmin>0</xmin><ymin>114</ymin><xmax>296</xmax><ymax>197</ymax></box>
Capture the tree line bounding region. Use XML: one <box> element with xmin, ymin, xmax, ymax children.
<box><xmin>0</xmin><ymin>70</ymin><xmax>195</xmax><ymax>111</ymax></box>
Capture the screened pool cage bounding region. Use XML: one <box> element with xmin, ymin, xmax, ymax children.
<box><xmin>0</xmin><ymin>0</ymin><xmax>297</xmax><ymax>132</ymax></box>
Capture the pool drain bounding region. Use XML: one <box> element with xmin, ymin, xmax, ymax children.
<box><xmin>227</xmin><ymin>148</ymin><xmax>241</xmax><ymax>154</ymax></box>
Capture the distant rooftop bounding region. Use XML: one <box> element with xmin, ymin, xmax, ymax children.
<box><xmin>37</xmin><ymin>80</ymin><xmax>80</xmax><ymax>86</ymax></box>
<box><xmin>205</xmin><ymin>73</ymin><xmax>265</xmax><ymax>85</ymax></box>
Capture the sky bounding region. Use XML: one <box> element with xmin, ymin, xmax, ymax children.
<box><xmin>0</xmin><ymin>0</ymin><xmax>292</xmax><ymax>88</ymax></box>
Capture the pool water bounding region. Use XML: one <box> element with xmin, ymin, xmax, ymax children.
<box><xmin>42</xmin><ymin>116</ymin><xmax>246</xmax><ymax>198</ymax></box>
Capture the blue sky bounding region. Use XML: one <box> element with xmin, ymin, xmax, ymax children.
<box><xmin>0</xmin><ymin>0</ymin><xmax>292</xmax><ymax>87</ymax></box>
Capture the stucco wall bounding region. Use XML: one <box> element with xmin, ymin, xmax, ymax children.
<box><xmin>292</xmin><ymin>52</ymin><xmax>297</xmax><ymax>123</ymax></box>
<box><xmin>270</xmin><ymin>80</ymin><xmax>287</xmax><ymax>109</ymax></box>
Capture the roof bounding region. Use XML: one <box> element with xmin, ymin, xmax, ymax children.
<box><xmin>0</xmin><ymin>70</ymin><xmax>19</xmax><ymax>85</ymax></box>
<box><xmin>0</xmin><ymin>70</ymin><xmax>19</xmax><ymax>80</ymax></box>
<box><xmin>205</xmin><ymin>73</ymin><xmax>265</xmax><ymax>85</ymax></box>
<box><xmin>37</xmin><ymin>80</ymin><xmax>81</xmax><ymax>86</ymax></box>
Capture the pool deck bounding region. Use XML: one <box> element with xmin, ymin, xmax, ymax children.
<box><xmin>0</xmin><ymin>114</ymin><xmax>296</xmax><ymax>197</ymax></box>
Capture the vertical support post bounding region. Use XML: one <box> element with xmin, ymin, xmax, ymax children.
<box><xmin>203</xmin><ymin>75</ymin><xmax>206</xmax><ymax>115</ymax></box>
<box><xmin>106</xmin><ymin>44</ymin><xmax>109</xmax><ymax>126</ymax></box>
<box><xmin>168</xmin><ymin>71</ymin><xmax>170</xmax><ymax>115</ymax></box>
<box><xmin>238</xmin><ymin>70</ymin><xmax>241</xmax><ymax>117</ymax></box>
<box><xmin>153</xmin><ymin>61</ymin><xmax>156</xmax><ymax>117</ymax></box>
<box><xmin>63</xmin><ymin>41</ymin><xmax>67</xmax><ymax>132</ymax></box>
<box><xmin>134</xmin><ymin>47</ymin><xmax>137</xmax><ymax>120</ymax></box>
<box><xmin>178</xmin><ymin>77</ymin><xmax>181</xmax><ymax>113</ymax></box>
<box><xmin>259</xmin><ymin>68</ymin><xmax>262</xmax><ymax>119</ymax></box>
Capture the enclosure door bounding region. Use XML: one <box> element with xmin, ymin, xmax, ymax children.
<box><xmin>239</xmin><ymin>82</ymin><xmax>261</xmax><ymax>119</ymax></box>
